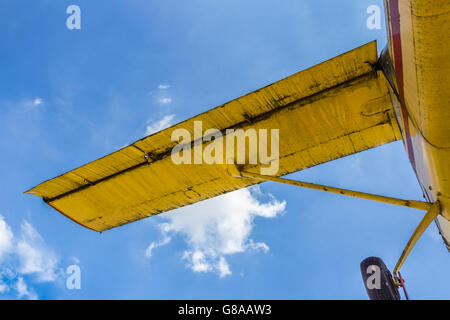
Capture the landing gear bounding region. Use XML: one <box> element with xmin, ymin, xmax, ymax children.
<box><xmin>360</xmin><ymin>257</ymin><xmax>401</xmax><ymax>300</ymax></box>
<box><xmin>360</xmin><ymin>202</ymin><xmax>441</xmax><ymax>300</ymax></box>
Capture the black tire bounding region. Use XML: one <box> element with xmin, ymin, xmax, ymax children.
<box><xmin>360</xmin><ymin>257</ymin><xmax>400</xmax><ymax>300</ymax></box>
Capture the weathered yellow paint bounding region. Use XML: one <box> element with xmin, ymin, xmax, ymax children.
<box><xmin>385</xmin><ymin>0</ymin><xmax>450</xmax><ymax>248</ymax></box>
<box><xmin>26</xmin><ymin>41</ymin><xmax>400</xmax><ymax>232</ymax></box>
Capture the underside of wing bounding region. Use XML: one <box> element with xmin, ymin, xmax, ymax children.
<box><xmin>26</xmin><ymin>41</ymin><xmax>401</xmax><ymax>232</ymax></box>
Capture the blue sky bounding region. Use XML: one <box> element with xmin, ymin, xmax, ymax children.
<box><xmin>0</xmin><ymin>0</ymin><xmax>449</xmax><ymax>299</ymax></box>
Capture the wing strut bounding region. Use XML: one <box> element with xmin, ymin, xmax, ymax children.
<box><xmin>228</xmin><ymin>164</ymin><xmax>441</xmax><ymax>284</ymax></box>
<box><xmin>227</xmin><ymin>165</ymin><xmax>431</xmax><ymax>211</ymax></box>
<box><xmin>392</xmin><ymin>201</ymin><xmax>440</xmax><ymax>278</ymax></box>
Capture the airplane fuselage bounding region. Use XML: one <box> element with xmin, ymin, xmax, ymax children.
<box><xmin>384</xmin><ymin>0</ymin><xmax>450</xmax><ymax>248</ymax></box>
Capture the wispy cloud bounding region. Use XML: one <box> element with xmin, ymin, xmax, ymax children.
<box><xmin>158</xmin><ymin>97</ymin><xmax>172</xmax><ymax>105</ymax></box>
<box><xmin>22</xmin><ymin>98</ymin><xmax>44</xmax><ymax>108</ymax></box>
<box><xmin>32</xmin><ymin>98</ymin><xmax>43</xmax><ymax>106</ymax></box>
<box><xmin>150</xmin><ymin>84</ymin><xmax>172</xmax><ymax>105</ymax></box>
<box><xmin>146</xmin><ymin>187</ymin><xmax>285</xmax><ymax>278</ymax></box>
<box><xmin>16</xmin><ymin>221</ymin><xmax>59</xmax><ymax>282</ymax></box>
<box><xmin>17</xmin><ymin>97</ymin><xmax>44</xmax><ymax>109</ymax></box>
<box><xmin>145</xmin><ymin>236</ymin><xmax>171</xmax><ymax>258</ymax></box>
<box><xmin>16</xmin><ymin>277</ymin><xmax>37</xmax><ymax>300</ymax></box>
<box><xmin>0</xmin><ymin>216</ymin><xmax>14</xmax><ymax>263</ymax></box>
<box><xmin>0</xmin><ymin>215</ymin><xmax>61</xmax><ymax>299</ymax></box>
<box><xmin>216</xmin><ymin>256</ymin><xmax>231</xmax><ymax>278</ymax></box>
<box><xmin>145</xmin><ymin>114</ymin><xmax>175</xmax><ymax>135</ymax></box>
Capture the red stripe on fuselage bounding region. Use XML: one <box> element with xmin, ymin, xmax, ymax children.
<box><xmin>388</xmin><ymin>0</ymin><xmax>416</xmax><ymax>170</ymax></box>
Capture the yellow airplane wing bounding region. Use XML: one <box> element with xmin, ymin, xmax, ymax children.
<box><xmin>25</xmin><ymin>41</ymin><xmax>401</xmax><ymax>232</ymax></box>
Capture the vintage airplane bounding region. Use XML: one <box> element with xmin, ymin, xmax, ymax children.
<box><xmin>26</xmin><ymin>0</ymin><xmax>449</xmax><ymax>299</ymax></box>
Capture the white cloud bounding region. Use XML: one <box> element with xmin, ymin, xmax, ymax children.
<box><xmin>158</xmin><ymin>97</ymin><xmax>172</xmax><ymax>105</ymax></box>
<box><xmin>33</xmin><ymin>98</ymin><xmax>43</xmax><ymax>106</ymax></box>
<box><xmin>16</xmin><ymin>221</ymin><xmax>59</xmax><ymax>282</ymax></box>
<box><xmin>145</xmin><ymin>114</ymin><xmax>175</xmax><ymax>135</ymax></box>
<box><xmin>22</xmin><ymin>98</ymin><xmax>43</xmax><ymax>108</ymax></box>
<box><xmin>0</xmin><ymin>216</ymin><xmax>61</xmax><ymax>299</ymax></box>
<box><xmin>146</xmin><ymin>187</ymin><xmax>285</xmax><ymax>278</ymax></box>
<box><xmin>0</xmin><ymin>215</ymin><xmax>14</xmax><ymax>263</ymax></box>
<box><xmin>158</xmin><ymin>84</ymin><xmax>171</xmax><ymax>90</ymax></box>
<box><xmin>16</xmin><ymin>277</ymin><xmax>37</xmax><ymax>300</ymax></box>
<box><xmin>216</xmin><ymin>257</ymin><xmax>231</xmax><ymax>278</ymax></box>
<box><xmin>248</xmin><ymin>239</ymin><xmax>269</xmax><ymax>252</ymax></box>
<box><xmin>0</xmin><ymin>277</ymin><xmax>9</xmax><ymax>294</ymax></box>
<box><xmin>145</xmin><ymin>236</ymin><xmax>171</xmax><ymax>258</ymax></box>
<box><xmin>183</xmin><ymin>251</ymin><xmax>212</xmax><ymax>273</ymax></box>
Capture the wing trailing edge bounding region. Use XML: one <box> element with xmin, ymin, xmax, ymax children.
<box><xmin>26</xmin><ymin>41</ymin><xmax>401</xmax><ymax>232</ymax></box>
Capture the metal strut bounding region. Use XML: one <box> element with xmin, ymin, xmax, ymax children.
<box><xmin>228</xmin><ymin>166</ymin><xmax>432</xmax><ymax>211</ymax></box>
<box><xmin>228</xmin><ymin>165</ymin><xmax>441</xmax><ymax>284</ymax></box>
<box><xmin>393</xmin><ymin>201</ymin><xmax>440</xmax><ymax>277</ymax></box>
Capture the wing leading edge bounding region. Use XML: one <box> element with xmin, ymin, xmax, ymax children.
<box><xmin>26</xmin><ymin>41</ymin><xmax>401</xmax><ymax>232</ymax></box>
